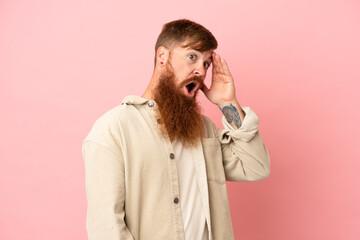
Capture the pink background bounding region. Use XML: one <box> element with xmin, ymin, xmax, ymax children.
<box><xmin>1</xmin><ymin>0</ymin><xmax>359</xmax><ymax>239</ymax></box>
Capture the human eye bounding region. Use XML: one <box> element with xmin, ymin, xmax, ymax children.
<box><xmin>188</xmin><ymin>54</ymin><xmax>197</xmax><ymax>61</ymax></box>
<box><xmin>204</xmin><ymin>62</ymin><xmax>210</xmax><ymax>69</ymax></box>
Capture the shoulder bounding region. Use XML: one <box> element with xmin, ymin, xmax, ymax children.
<box><xmin>82</xmin><ymin>104</ymin><xmax>130</xmax><ymax>150</ymax></box>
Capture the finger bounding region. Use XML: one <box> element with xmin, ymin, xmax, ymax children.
<box><xmin>218</xmin><ymin>55</ymin><xmax>225</xmax><ymax>75</ymax></box>
<box><xmin>200</xmin><ymin>82</ymin><xmax>210</xmax><ymax>97</ymax></box>
<box><xmin>217</xmin><ymin>54</ymin><xmax>226</xmax><ymax>76</ymax></box>
<box><xmin>212</xmin><ymin>52</ymin><xmax>222</xmax><ymax>75</ymax></box>
<box><xmin>211</xmin><ymin>52</ymin><xmax>218</xmax><ymax>73</ymax></box>
<box><xmin>221</xmin><ymin>57</ymin><xmax>232</xmax><ymax>77</ymax></box>
<box><xmin>214</xmin><ymin>53</ymin><xmax>226</xmax><ymax>76</ymax></box>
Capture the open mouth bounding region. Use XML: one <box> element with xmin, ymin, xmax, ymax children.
<box><xmin>184</xmin><ymin>81</ymin><xmax>200</xmax><ymax>97</ymax></box>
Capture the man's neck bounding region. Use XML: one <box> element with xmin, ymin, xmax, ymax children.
<box><xmin>142</xmin><ymin>72</ymin><xmax>161</xmax><ymax>100</ymax></box>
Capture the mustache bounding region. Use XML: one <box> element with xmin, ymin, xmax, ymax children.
<box><xmin>179</xmin><ymin>76</ymin><xmax>204</xmax><ymax>89</ymax></box>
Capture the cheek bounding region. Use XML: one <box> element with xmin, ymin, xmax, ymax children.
<box><xmin>174</xmin><ymin>67</ymin><xmax>190</xmax><ymax>80</ymax></box>
<box><xmin>170</xmin><ymin>60</ymin><xmax>192</xmax><ymax>80</ymax></box>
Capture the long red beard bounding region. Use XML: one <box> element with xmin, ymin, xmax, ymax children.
<box><xmin>153</xmin><ymin>62</ymin><xmax>205</xmax><ymax>148</ymax></box>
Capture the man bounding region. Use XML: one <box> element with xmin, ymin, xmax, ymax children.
<box><xmin>82</xmin><ymin>19</ymin><xmax>270</xmax><ymax>240</ymax></box>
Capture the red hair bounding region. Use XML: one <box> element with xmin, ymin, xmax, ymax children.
<box><xmin>154</xmin><ymin>19</ymin><xmax>218</xmax><ymax>66</ymax></box>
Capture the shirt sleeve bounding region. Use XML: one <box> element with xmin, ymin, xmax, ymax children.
<box><xmin>82</xmin><ymin>112</ymin><xmax>134</xmax><ymax>240</ymax></box>
<box><xmin>214</xmin><ymin>106</ymin><xmax>271</xmax><ymax>182</ymax></box>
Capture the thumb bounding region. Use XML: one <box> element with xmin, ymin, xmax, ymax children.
<box><xmin>200</xmin><ymin>82</ymin><xmax>210</xmax><ymax>97</ymax></box>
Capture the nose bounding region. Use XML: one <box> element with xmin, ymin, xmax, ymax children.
<box><xmin>194</xmin><ymin>63</ymin><xmax>206</xmax><ymax>77</ymax></box>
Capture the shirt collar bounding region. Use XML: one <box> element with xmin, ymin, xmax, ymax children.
<box><xmin>121</xmin><ymin>95</ymin><xmax>153</xmax><ymax>105</ymax></box>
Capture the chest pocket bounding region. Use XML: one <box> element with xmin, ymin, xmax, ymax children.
<box><xmin>201</xmin><ymin>138</ymin><xmax>226</xmax><ymax>184</ymax></box>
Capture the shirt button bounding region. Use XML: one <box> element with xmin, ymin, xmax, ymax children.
<box><xmin>169</xmin><ymin>153</ymin><xmax>175</xmax><ymax>159</ymax></box>
<box><xmin>147</xmin><ymin>101</ymin><xmax>154</xmax><ymax>107</ymax></box>
<box><xmin>173</xmin><ymin>197</ymin><xmax>179</xmax><ymax>204</ymax></box>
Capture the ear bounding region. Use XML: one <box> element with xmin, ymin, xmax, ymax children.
<box><xmin>156</xmin><ymin>46</ymin><xmax>170</xmax><ymax>66</ymax></box>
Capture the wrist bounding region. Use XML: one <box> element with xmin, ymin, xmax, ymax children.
<box><xmin>216</xmin><ymin>99</ymin><xmax>239</xmax><ymax>110</ymax></box>
<box><xmin>217</xmin><ymin>100</ymin><xmax>246</xmax><ymax>128</ymax></box>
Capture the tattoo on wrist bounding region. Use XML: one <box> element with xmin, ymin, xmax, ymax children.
<box><xmin>221</xmin><ymin>103</ymin><xmax>242</xmax><ymax>128</ymax></box>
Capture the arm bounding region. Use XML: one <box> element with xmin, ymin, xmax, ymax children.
<box><xmin>215</xmin><ymin>106</ymin><xmax>270</xmax><ymax>181</ymax></box>
<box><xmin>218</xmin><ymin>100</ymin><xmax>245</xmax><ymax>129</ymax></box>
<box><xmin>82</xmin><ymin>114</ymin><xmax>134</xmax><ymax>239</ymax></box>
<box><xmin>201</xmin><ymin>52</ymin><xmax>270</xmax><ymax>181</ymax></box>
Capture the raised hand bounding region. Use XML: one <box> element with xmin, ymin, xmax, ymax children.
<box><xmin>200</xmin><ymin>52</ymin><xmax>237</xmax><ymax>106</ymax></box>
<box><xmin>201</xmin><ymin>52</ymin><xmax>245</xmax><ymax>129</ymax></box>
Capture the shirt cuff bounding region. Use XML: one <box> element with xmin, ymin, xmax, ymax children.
<box><xmin>219</xmin><ymin>106</ymin><xmax>259</xmax><ymax>143</ymax></box>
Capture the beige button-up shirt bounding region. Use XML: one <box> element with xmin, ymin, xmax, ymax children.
<box><xmin>82</xmin><ymin>95</ymin><xmax>270</xmax><ymax>240</ymax></box>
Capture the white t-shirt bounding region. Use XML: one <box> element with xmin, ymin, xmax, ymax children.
<box><xmin>171</xmin><ymin>139</ymin><xmax>209</xmax><ymax>240</ymax></box>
